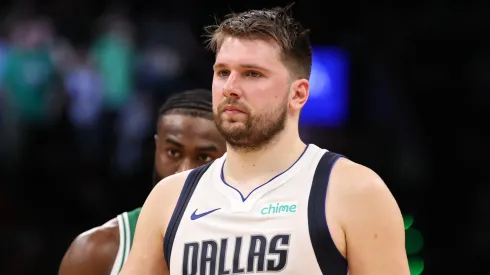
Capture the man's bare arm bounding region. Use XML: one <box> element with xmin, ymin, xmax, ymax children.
<box><xmin>119</xmin><ymin>171</ymin><xmax>189</xmax><ymax>275</ymax></box>
<box><xmin>59</xmin><ymin>219</ymin><xmax>119</xmax><ymax>275</ymax></box>
<box><xmin>335</xmin><ymin>160</ymin><xmax>410</xmax><ymax>275</ymax></box>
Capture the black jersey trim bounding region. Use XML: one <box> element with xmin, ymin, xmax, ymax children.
<box><xmin>163</xmin><ymin>162</ymin><xmax>213</xmax><ymax>268</ymax></box>
<box><xmin>307</xmin><ymin>151</ymin><xmax>348</xmax><ymax>274</ymax></box>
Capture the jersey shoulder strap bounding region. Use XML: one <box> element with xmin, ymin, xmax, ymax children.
<box><xmin>109</xmin><ymin>207</ymin><xmax>142</xmax><ymax>275</ymax></box>
<box><xmin>307</xmin><ymin>151</ymin><xmax>348</xmax><ymax>275</ymax></box>
<box><xmin>163</xmin><ymin>162</ymin><xmax>214</xmax><ymax>269</ymax></box>
<box><xmin>109</xmin><ymin>213</ymin><xmax>126</xmax><ymax>275</ymax></box>
<box><xmin>127</xmin><ymin>207</ymin><xmax>142</xmax><ymax>249</ymax></box>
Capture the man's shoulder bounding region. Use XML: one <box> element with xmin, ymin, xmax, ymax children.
<box><xmin>327</xmin><ymin>157</ymin><xmax>408</xmax><ymax>274</ymax></box>
<box><xmin>327</xmin><ymin>157</ymin><xmax>394</xmax><ymax>220</ymax></box>
<box><xmin>330</xmin><ymin>157</ymin><xmax>386</xmax><ymax>195</ymax></box>
<box><xmin>153</xmin><ymin>169</ymin><xmax>193</xmax><ymax>198</ymax></box>
<box><xmin>138</xmin><ymin>170</ymin><xmax>194</xmax><ymax>234</ymax></box>
<box><xmin>59</xmin><ymin>219</ymin><xmax>120</xmax><ymax>274</ymax></box>
<box><xmin>75</xmin><ymin>218</ymin><xmax>120</xmax><ymax>253</ymax></box>
<box><xmin>329</xmin><ymin>157</ymin><xmax>401</xmax><ymax>226</ymax></box>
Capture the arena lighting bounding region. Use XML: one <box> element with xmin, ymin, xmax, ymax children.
<box><xmin>404</xmin><ymin>215</ymin><xmax>425</xmax><ymax>275</ymax></box>
<box><xmin>299</xmin><ymin>46</ymin><xmax>349</xmax><ymax>127</ymax></box>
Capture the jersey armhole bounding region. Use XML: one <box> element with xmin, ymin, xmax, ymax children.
<box><xmin>163</xmin><ymin>162</ymin><xmax>214</xmax><ymax>269</ymax></box>
<box><xmin>307</xmin><ymin>151</ymin><xmax>348</xmax><ymax>275</ymax></box>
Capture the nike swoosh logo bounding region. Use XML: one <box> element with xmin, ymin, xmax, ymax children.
<box><xmin>190</xmin><ymin>208</ymin><xmax>221</xmax><ymax>220</ymax></box>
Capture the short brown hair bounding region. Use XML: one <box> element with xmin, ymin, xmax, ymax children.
<box><xmin>204</xmin><ymin>4</ymin><xmax>312</xmax><ymax>79</ymax></box>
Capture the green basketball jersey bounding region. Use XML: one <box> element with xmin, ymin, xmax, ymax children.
<box><xmin>109</xmin><ymin>207</ymin><xmax>141</xmax><ymax>275</ymax></box>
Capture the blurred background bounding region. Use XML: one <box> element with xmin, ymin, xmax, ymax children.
<box><xmin>0</xmin><ymin>0</ymin><xmax>488</xmax><ymax>274</ymax></box>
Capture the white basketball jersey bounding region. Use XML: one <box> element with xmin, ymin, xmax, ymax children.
<box><xmin>164</xmin><ymin>144</ymin><xmax>348</xmax><ymax>275</ymax></box>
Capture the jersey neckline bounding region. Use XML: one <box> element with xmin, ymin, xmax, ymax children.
<box><xmin>214</xmin><ymin>144</ymin><xmax>312</xmax><ymax>208</ymax></box>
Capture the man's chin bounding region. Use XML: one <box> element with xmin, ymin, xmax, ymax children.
<box><xmin>219</xmin><ymin>123</ymin><xmax>248</xmax><ymax>134</ymax></box>
<box><xmin>220</xmin><ymin>113</ymin><xmax>247</xmax><ymax>124</ymax></box>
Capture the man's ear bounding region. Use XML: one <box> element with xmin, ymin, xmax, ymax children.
<box><xmin>289</xmin><ymin>78</ymin><xmax>309</xmax><ymax>111</ymax></box>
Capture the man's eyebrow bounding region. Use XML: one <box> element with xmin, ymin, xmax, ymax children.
<box><xmin>213</xmin><ymin>63</ymin><xmax>271</xmax><ymax>72</ymax></box>
<box><xmin>197</xmin><ymin>145</ymin><xmax>218</xmax><ymax>151</ymax></box>
<box><xmin>165</xmin><ymin>138</ymin><xmax>183</xmax><ymax>147</ymax></box>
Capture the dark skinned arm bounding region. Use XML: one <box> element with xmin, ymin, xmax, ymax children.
<box><xmin>59</xmin><ymin>218</ymin><xmax>120</xmax><ymax>275</ymax></box>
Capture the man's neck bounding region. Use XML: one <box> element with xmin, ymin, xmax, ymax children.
<box><xmin>223</xmin><ymin>128</ymin><xmax>307</xmax><ymax>185</ymax></box>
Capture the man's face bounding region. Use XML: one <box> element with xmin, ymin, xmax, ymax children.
<box><xmin>212</xmin><ymin>37</ymin><xmax>292</xmax><ymax>152</ymax></box>
<box><xmin>154</xmin><ymin>114</ymin><xmax>226</xmax><ymax>184</ymax></box>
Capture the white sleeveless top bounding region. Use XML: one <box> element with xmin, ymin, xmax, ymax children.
<box><xmin>164</xmin><ymin>144</ymin><xmax>348</xmax><ymax>275</ymax></box>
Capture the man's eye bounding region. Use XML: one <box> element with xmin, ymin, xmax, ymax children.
<box><xmin>217</xmin><ymin>70</ymin><xmax>230</xmax><ymax>77</ymax></box>
<box><xmin>198</xmin><ymin>154</ymin><xmax>212</xmax><ymax>162</ymax></box>
<box><xmin>245</xmin><ymin>71</ymin><xmax>262</xmax><ymax>78</ymax></box>
<box><xmin>167</xmin><ymin>149</ymin><xmax>181</xmax><ymax>158</ymax></box>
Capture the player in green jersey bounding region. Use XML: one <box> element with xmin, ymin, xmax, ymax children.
<box><xmin>58</xmin><ymin>89</ymin><xmax>226</xmax><ymax>275</ymax></box>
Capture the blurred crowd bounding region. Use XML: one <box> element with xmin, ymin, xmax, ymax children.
<box><xmin>0</xmin><ymin>11</ymin><xmax>211</xmax><ymax>172</ymax></box>
<box><xmin>0</xmin><ymin>11</ymin><xmax>215</xmax><ymax>274</ymax></box>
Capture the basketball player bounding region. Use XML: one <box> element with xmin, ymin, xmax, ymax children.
<box><xmin>120</xmin><ymin>6</ymin><xmax>410</xmax><ymax>275</ymax></box>
<box><xmin>58</xmin><ymin>89</ymin><xmax>226</xmax><ymax>275</ymax></box>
